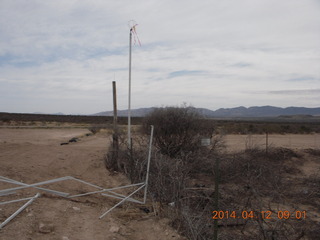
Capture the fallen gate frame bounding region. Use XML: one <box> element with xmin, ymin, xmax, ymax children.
<box><xmin>0</xmin><ymin>126</ymin><xmax>154</xmax><ymax>229</ymax></box>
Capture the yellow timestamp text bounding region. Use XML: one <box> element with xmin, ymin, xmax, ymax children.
<box><xmin>212</xmin><ymin>210</ymin><xmax>307</xmax><ymax>220</ymax></box>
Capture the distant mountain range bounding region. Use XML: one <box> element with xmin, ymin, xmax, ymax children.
<box><xmin>94</xmin><ymin>106</ymin><xmax>320</xmax><ymax>118</ymax></box>
<box><xmin>33</xmin><ymin>112</ymin><xmax>65</xmax><ymax>115</ymax></box>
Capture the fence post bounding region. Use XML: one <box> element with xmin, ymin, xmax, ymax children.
<box><xmin>266</xmin><ymin>131</ymin><xmax>269</xmax><ymax>155</ymax></box>
<box><xmin>112</xmin><ymin>81</ymin><xmax>119</xmax><ymax>170</ymax></box>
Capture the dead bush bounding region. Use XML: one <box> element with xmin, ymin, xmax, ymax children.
<box><xmin>148</xmin><ymin>154</ymin><xmax>189</xmax><ymax>203</ymax></box>
<box><xmin>142</xmin><ymin>105</ymin><xmax>212</xmax><ymax>158</ymax></box>
<box><xmin>299</xmin><ymin>172</ymin><xmax>320</xmax><ymax>208</ymax></box>
<box><xmin>88</xmin><ymin>125</ymin><xmax>103</xmax><ymax>134</ymax></box>
<box><xmin>104</xmin><ymin>129</ymin><xmax>128</xmax><ymax>172</ymax></box>
<box><xmin>105</xmin><ymin>135</ymin><xmax>317</xmax><ymax>239</ymax></box>
<box><xmin>245</xmin><ymin>146</ymin><xmax>300</xmax><ymax>161</ymax></box>
<box><xmin>304</xmin><ymin>148</ymin><xmax>320</xmax><ymax>156</ymax></box>
<box><xmin>173</xmin><ymin>193</ymin><xmax>215</xmax><ymax>240</ymax></box>
<box><xmin>105</xmin><ymin>111</ymin><xmax>318</xmax><ymax>239</ymax></box>
<box><xmin>220</xmin><ymin>151</ymin><xmax>281</xmax><ymax>189</ymax></box>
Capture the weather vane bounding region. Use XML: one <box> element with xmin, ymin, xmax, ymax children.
<box><xmin>128</xmin><ymin>20</ymin><xmax>141</xmax><ymax>46</ymax></box>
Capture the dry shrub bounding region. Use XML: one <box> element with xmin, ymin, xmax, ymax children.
<box><xmin>105</xmin><ymin>129</ymin><xmax>225</xmax><ymax>240</ymax></box>
<box><xmin>299</xmin><ymin>172</ymin><xmax>320</xmax><ymax>208</ymax></box>
<box><xmin>105</xmin><ymin>106</ymin><xmax>317</xmax><ymax>239</ymax></box>
<box><xmin>105</xmin><ymin>137</ymin><xmax>318</xmax><ymax>239</ymax></box>
<box><xmin>304</xmin><ymin>148</ymin><xmax>320</xmax><ymax>156</ymax></box>
<box><xmin>142</xmin><ymin>106</ymin><xmax>213</xmax><ymax>158</ymax></box>
<box><xmin>219</xmin><ymin>147</ymin><xmax>301</xmax><ymax>190</ymax></box>
<box><xmin>215</xmin><ymin>146</ymin><xmax>320</xmax><ymax>239</ymax></box>
<box><xmin>104</xmin><ymin>129</ymin><xmax>128</xmax><ymax>172</ymax></box>
<box><xmin>149</xmin><ymin>154</ymin><xmax>188</xmax><ymax>203</ymax></box>
<box><xmin>245</xmin><ymin>146</ymin><xmax>300</xmax><ymax>160</ymax></box>
<box><xmin>172</xmin><ymin>193</ymin><xmax>215</xmax><ymax>240</ymax></box>
<box><xmin>88</xmin><ymin>125</ymin><xmax>103</xmax><ymax>134</ymax></box>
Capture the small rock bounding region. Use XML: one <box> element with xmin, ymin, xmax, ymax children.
<box><xmin>72</xmin><ymin>206</ymin><xmax>81</xmax><ymax>211</ymax></box>
<box><xmin>302</xmin><ymin>189</ymin><xmax>309</xmax><ymax>194</ymax></box>
<box><xmin>69</xmin><ymin>137</ymin><xmax>78</xmax><ymax>143</ymax></box>
<box><xmin>62</xmin><ymin>236</ymin><xmax>70</xmax><ymax>240</ymax></box>
<box><xmin>139</xmin><ymin>207</ymin><xmax>150</xmax><ymax>213</ymax></box>
<box><xmin>109</xmin><ymin>225</ymin><xmax>120</xmax><ymax>233</ymax></box>
<box><xmin>38</xmin><ymin>222</ymin><xmax>55</xmax><ymax>234</ymax></box>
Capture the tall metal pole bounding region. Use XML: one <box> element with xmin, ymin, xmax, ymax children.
<box><xmin>128</xmin><ymin>28</ymin><xmax>132</xmax><ymax>147</ymax></box>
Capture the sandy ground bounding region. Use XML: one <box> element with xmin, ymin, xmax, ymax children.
<box><xmin>0</xmin><ymin>128</ymin><xmax>185</xmax><ymax>240</ymax></box>
<box><xmin>1</xmin><ymin>129</ymin><xmax>319</xmax><ymax>240</ymax></box>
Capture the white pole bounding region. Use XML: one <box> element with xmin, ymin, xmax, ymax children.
<box><xmin>143</xmin><ymin>125</ymin><xmax>154</xmax><ymax>204</ymax></box>
<box><xmin>99</xmin><ymin>184</ymin><xmax>145</xmax><ymax>219</ymax></box>
<box><xmin>0</xmin><ymin>192</ymin><xmax>40</xmax><ymax>229</ymax></box>
<box><xmin>128</xmin><ymin>28</ymin><xmax>132</xmax><ymax>147</ymax></box>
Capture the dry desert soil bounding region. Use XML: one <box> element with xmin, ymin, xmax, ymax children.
<box><xmin>0</xmin><ymin>128</ymin><xmax>185</xmax><ymax>240</ymax></box>
<box><xmin>1</xmin><ymin>128</ymin><xmax>319</xmax><ymax>240</ymax></box>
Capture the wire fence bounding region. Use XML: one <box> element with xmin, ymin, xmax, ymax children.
<box><xmin>224</xmin><ymin>133</ymin><xmax>320</xmax><ymax>152</ymax></box>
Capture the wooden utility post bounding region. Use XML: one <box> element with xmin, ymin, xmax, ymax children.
<box><xmin>113</xmin><ymin>81</ymin><xmax>118</xmax><ymax>131</ymax></box>
<box><xmin>266</xmin><ymin>131</ymin><xmax>269</xmax><ymax>155</ymax></box>
<box><xmin>112</xmin><ymin>81</ymin><xmax>119</xmax><ymax>170</ymax></box>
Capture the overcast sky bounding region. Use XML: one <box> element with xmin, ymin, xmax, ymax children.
<box><xmin>1</xmin><ymin>0</ymin><xmax>319</xmax><ymax>114</ymax></box>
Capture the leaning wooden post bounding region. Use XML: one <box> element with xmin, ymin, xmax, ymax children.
<box><xmin>112</xmin><ymin>81</ymin><xmax>119</xmax><ymax>170</ymax></box>
<box><xmin>113</xmin><ymin>81</ymin><xmax>118</xmax><ymax>133</ymax></box>
<box><xmin>266</xmin><ymin>131</ymin><xmax>269</xmax><ymax>155</ymax></box>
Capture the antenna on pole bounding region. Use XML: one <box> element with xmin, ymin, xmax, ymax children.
<box><xmin>127</xmin><ymin>20</ymin><xmax>141</xmax><ymax>147</ymax></box>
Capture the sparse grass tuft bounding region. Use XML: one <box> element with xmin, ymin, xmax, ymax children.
<box><xmin>88</xmin><ymin>125</ymin><xmax>103</xmax><ymax>134</ymax></box>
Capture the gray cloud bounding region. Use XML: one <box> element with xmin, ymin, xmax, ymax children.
<box><xmin>287</xmin><ymin>77</ymin><xmax>319</xmax><ymax>82</ymax></box>
<box><xmin>167</xmin><ymin>70</ymin><xmax>207</xmax><ymax>79</ymax></box>
<box><xmin>229</xmin><ymin>63</ymin><xmax>252</xmax><ymax>68</ymax></box>
<box><xmin>0</xmin><ymin>0</ymin><xmax>319</xmax><ymax>114</ymax></box>
<box><xmin>268</xmin><ymin>89</ymin><xmax>320</xmax><ymax>95</ymax></box>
